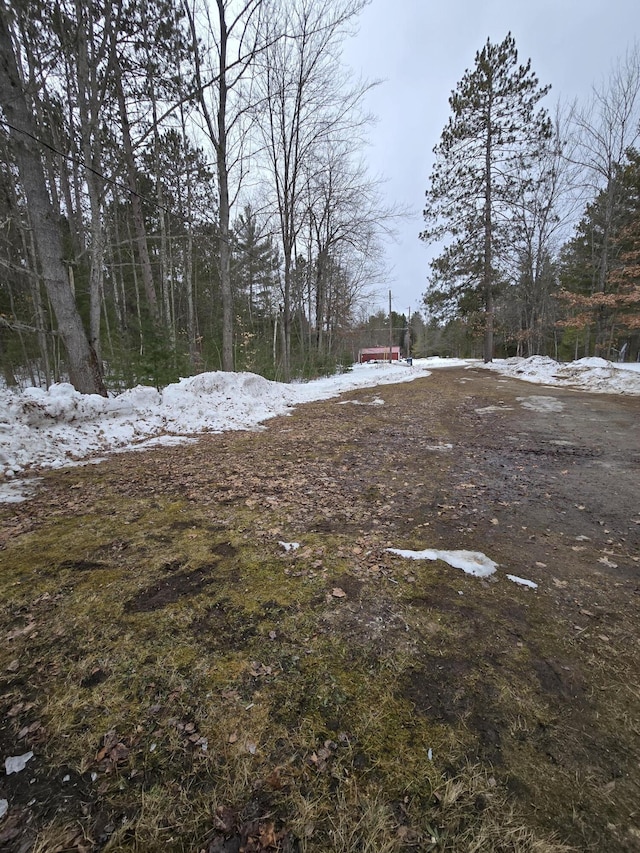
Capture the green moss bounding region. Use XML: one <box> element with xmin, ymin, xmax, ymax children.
<box><xmin>0</xmin><ymin>439</ymin><xmax>579</xmax><ymax>853</ymax></box>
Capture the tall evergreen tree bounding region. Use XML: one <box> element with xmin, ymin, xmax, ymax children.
<box><xmin>421</xmin><ymin>33</ymin><xmax>552</xmax><ymax>362</ymax></box>
<box><xmin>558</xmin><ymin>149</ymin><xmax>640</xmax><ymax>358</ymax></box>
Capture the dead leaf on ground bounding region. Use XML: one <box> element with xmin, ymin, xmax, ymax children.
<box><xmin>258</xmin><ymin>821</ymin><xmax>278</xmax><ymax>848</ymax></box>
<box><xmin>108</xmin><ymin>742</ymin><xmax>129</xmax><ymax>764</ymax></box>
<box><xmin>213</xmin><ymin>805</ymin><xmax>235</xmax><ymax>833</ymax></box>
<box><xmin>249</xmin><ymin>661</ymin><xmax>273</xmax><ymax>677</ymax></box>
<box><xmin>6</xmin><ymin>621</ymin><xmax>37</xmax><ymax>641</ymax></box>
<box><xmin>95</xmin><ymin>729</ymin><xmax>129</xmax><ymax>770</ymax></box>
<box><xmin>17</xmin><ymin>721</ymin><xmax>41</xmax><ymax>739</ymax></box>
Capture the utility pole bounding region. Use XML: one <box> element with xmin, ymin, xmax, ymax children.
<box><xmin>388</xmin><ymin>290</ymin><xmax>393</xmax><ymax>363</ymax></box>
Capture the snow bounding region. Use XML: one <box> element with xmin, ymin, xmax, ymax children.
<box><xmin>388</xmin><ymin>547</ymin><xmax>540</xmax><ymax>589</ymax></box>
<box><xmin>506</xmin><ymin>574</ymin><xmax>538</xmax><ymax>589</ymax></box>
<box><xmin>4</xmin><ymin>751</ymin><xmax>34</xmax><ymax>775</ymax></box>
<box><xmin>0</xmin><ymin>361</ymin><xmax>429</xmax><ymax>488</ymax></box>
<box><xmin>1</xmin><ymin>355</ymin><xmax>639</xmax><ymax>502</ymax></box>
<box><xmin>279</xmin><ymin>541</ymin><xmax>300</xmax><ymax>552</ymax></box>
<box><xmin>338</xmin><ymin>396</ymin><xmax>385</xmax><ymax>406</ymax></box>
<box><xmin>481</xmin><ymin>355</ymin><xmax>640</xmax><ymax>395</ymax></box>
<box><xmin>386</xmin><ymin>547</ymin><xmax>498</xmax><ymax>578</ymax></box>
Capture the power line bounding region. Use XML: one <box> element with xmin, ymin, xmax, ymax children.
<box><xmin>1</xmin><ymin>118</ymin><xmax>171</xmax><ymax>214</ymax></box>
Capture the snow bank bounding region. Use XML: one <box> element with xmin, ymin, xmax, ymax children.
<box><xmin>0</xmin><ymin>361</ymin><xmax>429</xmax><ymax>483</ymax></box>
<box><xmin>483</xmin><ymin>355</ymin><xmax>640</xmax><ymax>395</ymax></box>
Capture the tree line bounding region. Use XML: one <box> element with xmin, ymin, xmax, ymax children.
<box><xmin>421</xmin><ymin>34</ymin><xmax>640</xmax><ymax>363</ymax></box>
<box><xmin>3</xmin><ymin>11</ymin><xmax>639</xmax><ymax>394</ymax></box>
<box><xmin>0</xmin><ymin>0</ymin><xmax>400</xmax><ymax>393</ymax></box>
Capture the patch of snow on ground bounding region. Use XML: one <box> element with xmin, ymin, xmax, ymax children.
<box><xmin>475</xmin><ymin>405</ymin><xmax>514</xmax><ymax>413</ymax></box>
<box><xmin>126</xmin><ymin>436</ymin><xmax>200</xmax><ymax>451</ymax></box>
<box><xmin>414</xmin><ymin>357</ymin><xmax>480</xmax><ymax>369</ymax></box>
<box><xmin>506</xmin><ymin>574</ymin><xmax>538</xmax><ymax>589</ymax></box>
<box><xmin>279</xmin><ymin>541</ymin><xmax>300</xmax><ymax>552</ymax></box>
<box><xmin>337</xmin><ymin>397</ymin><xmax>385</xmax><ymax>406</ymax></box>
<box><xmin>387</xmin><ymin>548</ymin><xmax>498</xmax><ymax>578</ymax></box>
<box><xmin>0</xmin><ymin>478</ymin><xmax>43</xmax><ymax>503</ymax></box>
<box><xmin>4</xmin><ymin>752</ymin><xmax>34</xmax><ymax>774</ymax></box>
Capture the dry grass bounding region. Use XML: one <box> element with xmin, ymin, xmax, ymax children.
<box><xmin>0</xmin><ymin>491</ymin><xmax>576</xmax><ymax>852</ymax></box>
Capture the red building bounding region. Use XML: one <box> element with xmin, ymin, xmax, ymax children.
<box><xmin>358</xmin><ymin>346</ymin><xmax>401</xmax><ymax>363</ymax></box>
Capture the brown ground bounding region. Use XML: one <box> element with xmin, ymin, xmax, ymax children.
<box><xmin>1</xmin><ymin>366</ymin><xmax>639</xmax><ymax>852</ymax></box>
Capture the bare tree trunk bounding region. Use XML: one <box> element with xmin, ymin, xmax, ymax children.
<box><xmin>114</xmin><ymin>60</ymin><xmax>159</xmax><ymax>326</ymax></box>
<box><xmin>4</xmin><ymin>280</ymin><xmax>31</xmax><ymax>385</ymax></box>
<box><xmin>53</xmin><ymin>110</ymin><xmax>84</xmax><ymax>260</ymax></box>
<box><xmin>75</xmin><ymin>0</ymin><xmax>107</xmax><ymax>362</ymax></box>
<box><xmin>315</xmin><ymin>249</ymin><xmax>325</xmax><ymax>353</ymax></box>
<box><xmin>0</xmin><ymin>8</ymin><xmax>106</xmax><ymax>395</ymax></box>
<box><xmin>150</xmin><ymin>92</ymin><xmax>175</xmax><ymax>352</ymax></box>
<box><xmin>180</xmin><ymin>103</ymin><xmax>198</xmax><ymax>369</ymax></box>
<box><xmin>185</xmin><ymin>0</ymin><xmax>259</xmax><ymax>373</ymax></box>
<box><xmin>126</xmin><ymin>219</ymin><xmax>145</xmax><ymax>357</ymax></box>
<box><xmin>483</xmin><ymin>101</ymin><xmax>494</xmax><ymax>363</ymax></box>
<box><xmin>282</xmin><ymin>247</ymin><xmax>292</xmax><ymax>379</ymax></box>
<box><xmin>216</xmin><ymin>6</ymin><xmax>234</xmax><ymax>372</ymax></box>
<box><xmin>28</xmin><ymin>233</ymin><xmax>52</xmax><ymax>386</ymax></box>
<box><xmin>2</xmin><ymin>132</ymin><xmax>52</xmax><ymax>384</ymax></box>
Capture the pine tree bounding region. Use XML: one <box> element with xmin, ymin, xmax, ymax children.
<box><xmin>232</xmin><ymin>205</ymin><xmax>279</xmax><ymax>323</ymax></box>
<box><xmin>558</xmin><ymin>149</ymin><xmax>640</xmax><ymax>358</ymax></box>
<box><xmin>421</xmin><ymin>33</ymin><xmax>552</xmax><ymax>362</ymax></box>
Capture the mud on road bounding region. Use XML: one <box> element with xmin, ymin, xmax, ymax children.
<box><xmin>1</xmin><ymin>366</ymin><xmax>639</xmax><ymax>852</ymax></box>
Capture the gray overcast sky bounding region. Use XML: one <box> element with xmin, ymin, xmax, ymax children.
<box><xmin>342</xmin><ymin>0</ymin><xmax>639</xmax><ymax>318</ymax></box>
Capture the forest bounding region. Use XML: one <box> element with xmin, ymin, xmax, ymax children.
<box><xmin>0</xmin><ymin>2</ymin><xmax>639</xmax><ymax>394</ymax></box>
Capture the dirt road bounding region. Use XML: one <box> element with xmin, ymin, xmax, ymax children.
<box><xmin>342</xmin><ymin>367</ymin><xmax>640</xmax><ymax>850</ymax></box>
<box><xmin>251</xmin><ymin>365</ymin><xmax>640</xmax><ymax>850</ymax></box>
